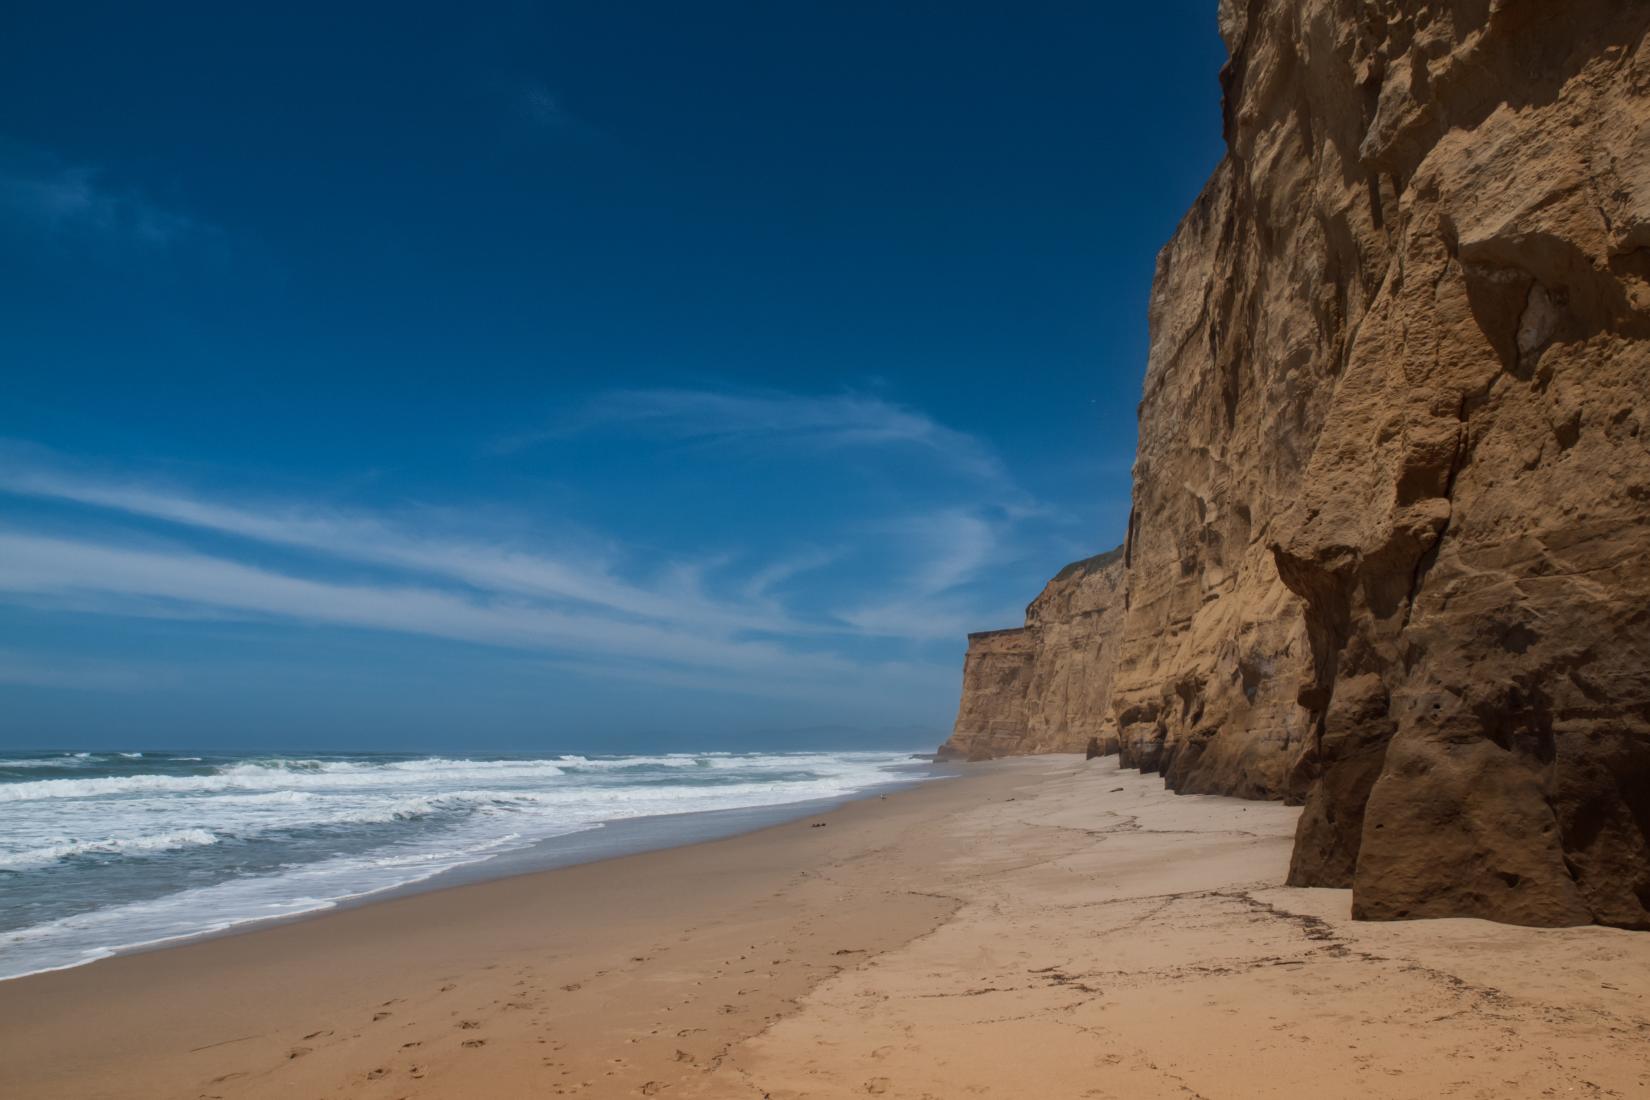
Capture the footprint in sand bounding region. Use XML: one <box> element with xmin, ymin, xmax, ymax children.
<box><xmin>302</xmin><ymin>1029</ymin><xmax>332</xmax><ymax>1040</ymax></box>
<box><xmin>365</xmin><ymin>1068</ymin><xmax>388</xmax><ymax>1080</ymax></box>
<box><xmin>458</xmin><ymin>1020</ymin><xmax>481</xmax><ymax>1029</ymax></box>
<box><xmin>462</xmin><ymin>1039</ymin><xmax>486</xmax><ymax>1049</ymax></box>
<box><xmin>287</xmin><ymin>1047</ymin><xmax>312</xmax><ymax>1060</ymax></box>
<box><xmin>372</xmin><ymin>1012</ymin><xmax>393</xmax><ymax>1022</ymax></box>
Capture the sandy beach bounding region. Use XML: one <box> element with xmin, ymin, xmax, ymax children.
<box><xmin>2</xmin><ymin>755</ymin><xmax>1646</xmax><ymax>1099</ymax></box>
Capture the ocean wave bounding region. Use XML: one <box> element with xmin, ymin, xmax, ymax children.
<box><xmin>225</xmin><ymin>756</ymin><xmax>575</xmax><ymax>774</ymax></box>
<box><xmin>0</xmin><ymin>752</ymin><xmax>147</xmax><ymax>767</ymax></box>
<box><xmin>258</xmin><ymin>789</ymin><xmax>544</xmax><ymax>829</ymax></box>
<box><xmin>1</xmin><ymin>828</ymin><xmax>220</xmax><ymax>871</ymax></box>
<box><xmin>0</xmin><ymin>759</ymin><xmax>571</xmax><ymax>802</ymax></box>
<box><xmin>550</xmin><ymin>752</ymin><xmax>892</xmax><ymax>773</ymax></box>
<box><xmin>202</xmin><ymin>789</ymin><xmax>321</xmax><ymax>806</ymax></box>
<box><xmin>0</xmin><ymin>827</ymin><xmax>582</xmax><ymax>981</ymax></box>
<box><xmin>0</xmin><ymin>791</ymin><xmax>541</xmax><ymax>870</ymax></box>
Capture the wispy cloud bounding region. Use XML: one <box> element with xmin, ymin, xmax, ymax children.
<box><xmin>0</xmin><ymin>144</ymin><xmax>206</xmax><ymax>246</ymax></box>
<box><xmin>739</xmin><ymin>546</ymin><xmax>837</xmax><ymax>603</ymax></box>
<box><xmin>520</xmin><ymin>80</ymin><xmax>571</xmax><ymax>130</ymax></box>
<box><xmin>834</xmin><ymin>509</ymin><xmax>1023</xmax><ymax>640</ymax></box>
<box><xmin>0</xmin><ymin>527</ymin><xmax>957</xmax><ymax>709</ymax></box>
<box><xmin>0</xmin><ymin>387</ymin><xmax>1063</xmax><ymax>701</ymax></box>
<box><xmin>0</xmin><ymin>459</ymin><xmax>961</xmax><ymax>687</ymax></box>
<box><xmin>506</xmin><ymin>387</ymin><xmax>1049</xmax><ymax>628</ymax></box>
<box><xmin>0</xmin><ymin>463</ymin><xmax>796</xmax><ymax>636</ymax></box>
<box><xmin>556</xmin><ymin>388</ymin><xmax>1052</xmax><ymax>610</ymax></box>
<box><xmin>0</xmin><ymin>530</ymin><xmax>895</xmax><ymax>695</ymax></box>
<box><xmin>542</xmin><ymin>388</ymin><xmax>1019</xmax><ymax>491</ymax></box>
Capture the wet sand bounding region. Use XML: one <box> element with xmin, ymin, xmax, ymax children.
<box><xmin>2</xmin><ymin>755</ymin><xmax>1646</xmax><ymax>1099</ymax></box>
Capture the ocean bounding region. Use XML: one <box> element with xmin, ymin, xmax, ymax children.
<box><xmin>0</xmin><ymin>748</ymin><xmax>940</xmax><ymax>981</ymax></box>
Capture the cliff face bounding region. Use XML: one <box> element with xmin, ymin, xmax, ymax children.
<box><xmin>947</xmin><ymin>0</ymin><xmax>1650</xmax><ymax>928</ymax></box>
<box><xmin>939</xmin><ymin>549</ymin><xmax>1125</xmax><ymax>761</ymax></box>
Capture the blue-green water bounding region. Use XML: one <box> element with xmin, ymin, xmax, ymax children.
<box><xmin>0</xmin><ymin>748</ymin><xmax>935</xmax><ymax>980</ymax></box>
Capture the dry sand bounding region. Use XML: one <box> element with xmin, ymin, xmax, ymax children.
<box><xmin>1</xmin><ymin>755</ymin><xmax>1646</xmax><ymax>1099</ymax></box>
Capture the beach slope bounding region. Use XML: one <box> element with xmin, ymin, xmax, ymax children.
<box><xmin>2</xmin><ymin>756</ymin><xmax>1646</xmax><ymax>1098</ymax></box>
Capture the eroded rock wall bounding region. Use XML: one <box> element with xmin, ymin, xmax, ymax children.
<box><xmin>944</xmin><ymin>0</ymin><xmax>1650</xmax><ymax>927</ymax></box>
<box><xmin>938</xmin><ymin>628</ymin><xmax>1036</xmax><ymax>761</ymax></box>
<box><xmin>1260</xmin><ymin>0</ymin><xmax>1650</xmax><ymax>928</ymax></box>
<box><xmin>938</xmin><ymin>550</ymin><xmax>1125</xmax><ymax>760</ymax></box>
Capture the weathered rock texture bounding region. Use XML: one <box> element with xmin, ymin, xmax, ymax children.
<box><xmin>938</xmin><ymin>549</ymin><xmax>1126</xmax><ymax>761</ymax></box>
<box><xmin>944</xmin><ymin>0</ymin><xmax>1650</xmax><ymax>928</ymax></box>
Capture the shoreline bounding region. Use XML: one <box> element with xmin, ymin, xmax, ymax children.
<box><xmin>0</xmin><ymin>751</ymin><xmax>951</xmax><ymax>984</ymax></box>
<box><xmin>377</xmin><ymin>761</ymin><xmax>953</xmax><ymax>897</ymax></box>
<box><xmin>3</xmin><ymin>754</ymin><xmax>1646</xmax><ymax>1099</ymax></box>
<box><xmin>0</xmin><ymin>754</ymin><xmax>1038</xmax><ymax>1099</ymax></box>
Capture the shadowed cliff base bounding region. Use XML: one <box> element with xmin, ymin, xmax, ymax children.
<box><xmin>941</xmin><ymin>0</ymin><xmax>1650</xmax><ymax>930</ymax></box>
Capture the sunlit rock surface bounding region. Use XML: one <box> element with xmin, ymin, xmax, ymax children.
<box><xmin>943</xmin><ymin>0</ymin><xmax>1650</xmax><ymax>928</ymax></box>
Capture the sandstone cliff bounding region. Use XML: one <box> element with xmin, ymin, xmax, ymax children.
<box><xmin>945</xmin><ymin>0</ymin><xmax>1650</xmax><ymax>928</ymax></box>
<box><xmin>938</xmin><ymin>549</ymin><xmax>1125</xmax><ymax>761</ymax></box>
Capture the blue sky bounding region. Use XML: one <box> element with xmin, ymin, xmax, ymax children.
<box><xmin>0</xmin><ymin>2</ymin><xmax>1226</xmax><ymax>752</ymax></box>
